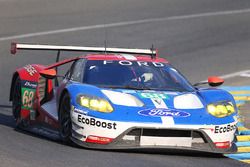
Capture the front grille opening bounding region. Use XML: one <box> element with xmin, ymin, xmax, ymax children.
<box><xmin>118</xmin><ymin>128</ymin><xmax>209</xmax><ymax>147</ymax></box>
<box><xmin>142</xmin><ymin>129</ymin><xmax>191</xmax><ymax>137</ymax></box>
<box><xmin>127</xmin><ymin>129</ymin><xmax>141</xmax><ymax>136</ymax></box>
<box><xmin>192</xmin><ymin>131</ymin><xmax>207</xmax><ymax>143</ymax></box>
<box><xmin>120</xmin><ymin>129</ymin><xmax>141</xmax><ymax>146</ymax></box>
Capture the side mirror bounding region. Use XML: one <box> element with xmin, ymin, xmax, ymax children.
<box><xmin>208</xmin><ymin>76</ymin><xmax>224</xmax><ymax>87</ymax></box>
<box><xmin>193</xmin><ymin>76</ymin><xmax>224</xmax><ymax>87</ymax></box>
<box><xmin>39</xmin><ymin>69</ymin><xmax>57</xmax><ymax>79</ymax></box>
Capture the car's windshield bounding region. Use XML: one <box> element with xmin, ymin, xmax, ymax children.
<box><xmin>82</xmin><ymin>60</ymin><xmax>194</xmax><ymax>92</ymax></box>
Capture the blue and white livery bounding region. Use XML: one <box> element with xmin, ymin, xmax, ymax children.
<box><xmin>10</xmin><ymin>43</ymin><xmax>238</xmax><ymax>153</ymax></box>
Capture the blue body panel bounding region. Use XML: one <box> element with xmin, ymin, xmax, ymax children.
<box><xmin>65</xmin><ymin>83</ymin><xmax>237</xmax><ymax>125</ymax></box>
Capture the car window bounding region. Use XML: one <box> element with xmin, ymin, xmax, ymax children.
<box><xmin>82</xmin><ymin>60</ymin><xmax>194</xmax><ymax>92</ymax></box>
<box><xmin>70</xmin><ymin>59</ymin><xmax>84</xmax><ymax>82</ymax></box>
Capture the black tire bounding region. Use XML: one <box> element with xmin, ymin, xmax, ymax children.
<box><xmin>12</xmin><ymin>76</ymin><xmax>24</xmax><ymax>128</ymax></box>
<box><xmin>59</xmin><ymin>93</ymin><xmax>72</xmax><ymax>144</ymax></box>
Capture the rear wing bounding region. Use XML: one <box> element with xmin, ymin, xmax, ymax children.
<box><xmin>10</xmin><ymin>43</ymin><xmax>158</xmax><ymax>87</ymax></box>
<box><xmin>10</xmin><ymin>43</ymin><xmax>158</xmax><ymax>58</ymax></box>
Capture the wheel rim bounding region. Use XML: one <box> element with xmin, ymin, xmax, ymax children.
<box><xmin>12</xmin><ymin>77</ymin><xmax>21</xmax><ymax>121</ymax></box>
<box><xmin>60</xmin><ymin>95</ymin><xmax>72</xmax><ymax>138</ymax></box>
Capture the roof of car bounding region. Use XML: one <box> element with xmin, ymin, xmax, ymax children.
<box><xmin>83</xmin><ymin>54</ymin><xmax>169</xmax><ymax>63</ymax></box>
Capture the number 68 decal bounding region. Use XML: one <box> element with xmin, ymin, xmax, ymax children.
<box><xmin>21</xmin><ymin>88</ymin><xmax>35</xmax><ymax>109</ymax></box>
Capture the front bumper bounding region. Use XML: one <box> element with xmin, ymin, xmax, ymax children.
<box><xmin>70</xmin><ymin>108</ymin><xmax>237</xmax><ymax>153</ymax></box>
<box><xmin>71</xmin><ymin>126</ymin><xmax>237</xmax><ymax>154</ymax></box>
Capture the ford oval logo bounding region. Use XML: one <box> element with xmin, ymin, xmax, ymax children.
<box><xmin>138</xmin><ymin>108</ymin><xmax>190</xmax><ymax>117</ymax></box>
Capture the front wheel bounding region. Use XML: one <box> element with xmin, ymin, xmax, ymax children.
<box><xmin>59</xmin><ymin>93</ymin><xmax>72</xmax><ymax>144</ymax></box>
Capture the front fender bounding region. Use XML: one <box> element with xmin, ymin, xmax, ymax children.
<box><xmin>198</xmin><ymin>88</ymin><xmax>237</xmax><ymax>108</ymax></box>
<box><xmin>64</xmin><ymin>83</ymin><xmax>106</xmax><ymax>106</ymax></box>
<box><xmin>9</xmin><ymin>64</ymin><xmax>46</xmax><ymax>101</ymax></box>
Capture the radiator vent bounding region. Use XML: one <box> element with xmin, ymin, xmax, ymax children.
<box><xmin>38</xmin><ymin>76</ymin><xmax>46</xmax><ymax>102</ymax></box>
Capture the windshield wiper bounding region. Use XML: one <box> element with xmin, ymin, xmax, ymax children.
<box><xmin>141</xmin><ymin>87</ymin><xmax>187</xmax><ymax>92</ymax></box>
<box><xmin>99</xmin><ymin>85</ymin><xmax>188</xmax><ymax>92</ymax></box>
<box><xmin>104</xmin><ymin>85</ymin><xmax>151</xmax><ymax>90</ymax></box>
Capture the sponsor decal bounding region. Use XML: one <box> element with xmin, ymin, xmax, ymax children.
<box><xmin>22</xmin><ymin>80</ymin><xmax>37</xmax><ymax>89</ymax></box>
<box><xmin>21</xmin><ymin>87</ymin><xmax>35</xmax><ymax>109</ymax></box>
<box><xmin>77</xmin><ymin>114</ymin><xmax>117</xmax><ymax>130</ymax></box>
<box><xmin>139</xmin><ymin>92</ymin><xmax>170</xmax><ymax>99</ymax></box>
<box><xmin>141</xmin><ymin>90</ymin><xmax>178</xmax><ymax>95</ymax></box>
<box><xmin>138</xmin><ymin>108</ymin><xmax>190</xmax><ymax>117</ymax></box>
<box><xmin>103</xmin><ymin>60</ymin><xmax>165</xmax><ymax>67</ymax></box>
<box><xmin>73</xmin><ymin>107</ymin><xmax>88</xmax><ymax>115</ymax></box>
<box><xmin>24</xmin><ymin>64</ymin><xmax>37</xmax><ymax>76</ymax></box>
<box><xmin>214</xmin><ymin>124</ymin><xmax>237</xmax><ymax>133</ymax></box>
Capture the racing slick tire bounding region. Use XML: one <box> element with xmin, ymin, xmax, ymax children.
<box><xmin>12</xmin><ymin>76</ymin><xmax>26</xmax><ymax>128</ymax></box>
<box><xmin>59</xmin><ymin>93</ymin><xmax>73</xmax><ymax>144</ymax></box>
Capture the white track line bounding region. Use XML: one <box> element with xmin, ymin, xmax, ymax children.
<box><xmin>1</xmin><ymin>8</ymin><xmax>250</xmax><ymax>42</ymax></box>
<box><xmin>200</xmin><ymin>70</ymin><xmax>250</xmax><ymax>82</ymax></box>
<box><xmin>219</xmin><ymin>70</ymin><xmax>250</xmax><ymax>79</ymax></box>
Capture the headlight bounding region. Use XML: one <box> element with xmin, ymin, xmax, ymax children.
<box><xmin>207</xmin><ymin>102</ymin><xmax>235</xmax><ymax>118</ymax></box>
<box><xmin>77</xmin><ymin>95</ymin><xmax>113</xmax><ymax>113</ymax></box>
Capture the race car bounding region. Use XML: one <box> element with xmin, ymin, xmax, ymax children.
<box><xmin>9</xmin><ymin>43</ymin><xmax>238</xmax><ymax>153</ymax></box>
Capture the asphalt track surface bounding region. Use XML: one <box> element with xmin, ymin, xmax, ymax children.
<box><xmin>0</xmin><ymin>0</ymin><xmax>250</xmax><ymax>166</ymax></box>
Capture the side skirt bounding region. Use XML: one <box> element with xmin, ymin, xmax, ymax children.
<box><xmin>18</xmin><ymin>124</ymin><xmax>61</xmax><ymax>141</ymax></box>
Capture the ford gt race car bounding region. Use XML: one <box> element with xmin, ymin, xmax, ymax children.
<box><xmin>9</xmin><ymin>43</ymin><xmax>238</xmax><ymax>153</ymax></box>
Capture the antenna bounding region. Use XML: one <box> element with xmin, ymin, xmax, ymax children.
<box><xmin>104</xmin><ymin>38</ymin><xmax>107</xmax><ymax>54</ymax></box>
<box><xmin>104</xmin><ymin>22</ymin><xmax>108</xmax><ymax>54</ymax></box>
<box><xmin>151</xmin><ymin>44</ymin><xmax>156</xmax><ymax>59</ymax></box>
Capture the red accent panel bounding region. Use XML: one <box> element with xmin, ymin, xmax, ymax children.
<box><xmin>86</xmin><ymin>135</ymin><xmax>113</xmax><ymax>144</ymax></box>
<box><xmin>15</xmin><ymin>64</ymin><xmax>46</xmax><ymax>124</ymax></box>
<box><xmin>85</xmin><ymin>54</ymin><xmax>168</xmax><ymax>63</ymax></box>
<box><xmin>40</xmin><ymin>69</ymin><xmax>56</xmax><ymax>76</ymax></box>
<box><xmin>45</xmin><ymin>53</ymin><xmax>168</xmax><ymax>70</ymax></box>
<box><xmin>17</xmin><ymin>64</ymin><xmax>46</xmax><ymax>82</ymax></box>
<box><xmin>21</xmin><ymin>109</ymin><xmax>30</xmax><ymax>119</ymax></box>
<box><xmin>45</xmin><ymin>57</ymin><xmax>80</xmax><ymax>69</ymax></box>
<box><xmin>214</xmin><ymin>141</ymin><xmax>231</xmax><ymax>149</ymax></box>
<box><xmin>47</xmin><ymin>79</ymin><xmax>54</xmax><ymax>100</ymax></box>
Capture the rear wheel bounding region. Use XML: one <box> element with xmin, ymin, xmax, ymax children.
<box><xmin>59</xmin><ymin>93</ymin><xmax>72</xmax><ymax>144</ymax></box>
<box><xmin>12</xmin><ymin>76</ymin><xmax>24</xmax><ymax>128</ymax></box>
